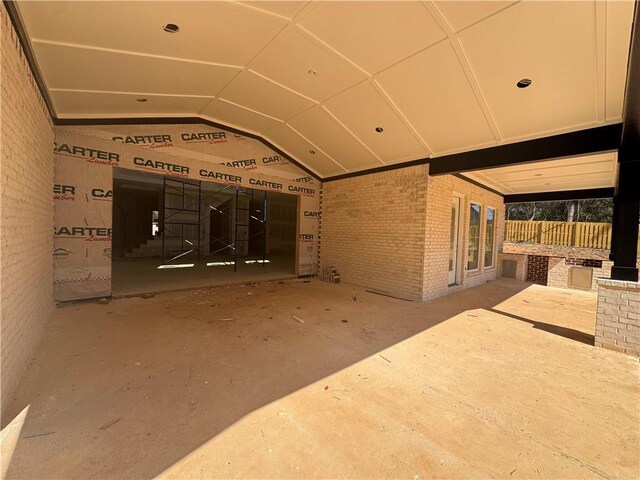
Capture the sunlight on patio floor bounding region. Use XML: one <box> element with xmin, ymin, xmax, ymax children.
<box><xmin>1</xmin><ymin>279</ymin><xmax>638</xmax><ymax>479</ymax></box>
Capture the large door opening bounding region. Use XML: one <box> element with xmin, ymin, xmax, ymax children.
<box><xmin>111</xmin><ymin>169</ymin><xmax>298</xmax><ymax>296</ymax></box>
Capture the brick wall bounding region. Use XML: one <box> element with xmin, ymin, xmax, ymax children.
<box><xmin>1</xmin><ymin>5</ymin><xmax>54</xmax><ymax>417</ymax></box>
<box><xmin>565</xmin><ymin>258</ymin><xmax>603</xmax><ymax>268</ymax></box>
<box><xmin>547</xmin><ymin>258</ymin><xmax>612</xmax><ymax>291</ymax></box>
<box><xmin>423</xmin><ymin>175</ymin><xmax>504</xmax><ymax>300</ymax></box>
<box><xmin>595</xmin><ymin>279</ymin><xmax>640</xmax><ymax>356</ymax></box>
<box><xmin>319</xmin><ymin>165</ymin><xmax>428</xmax><ymax>300</ymax></box>
<box><xmin>502</xmin><ymin>250</ymin><xmax>613</xmax><ymax>292</ymax></box>
<box><xmin>526</xmin><ymin>255</ymin><xmax>549</xmax><ymax>284</ymax></box>
<box><xmin>498</xmin><ymin>253</ymin><xmax>527</xmax><ymax>281</ymax></box>
<box><xmin>319</xmin><ymin>168</ymin><xmax>504</xmax><ymax>301</ymax></box>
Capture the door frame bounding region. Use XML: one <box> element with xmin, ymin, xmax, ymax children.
<box><xmin>449</xmin><ymin>194</ymin><xmax>464</xmax><ymax>286</ymax></box>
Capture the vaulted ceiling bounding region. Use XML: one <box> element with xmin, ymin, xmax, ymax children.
<box><xmin>15</xmin><ymin>0</ymin><xmax>636</xmax><ymax>184</ymax></box>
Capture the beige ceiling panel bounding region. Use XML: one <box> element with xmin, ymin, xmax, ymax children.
<box><xmin>459</xmin><ymin>1</ymin><xmax>598</xmax><ymax>140</ymax></box>
<box><xmin>266</xmin><ymin>124</ymin><xmax>345</xmax><ymax>177</ymax></box>
<box><xmin>466</xmin><ymin>170</ymin><xmax>614</xmax><ymax>195</ymax></box>
<box><xmin>289</xmin><ymin>107</ymin><xmax>382</xmax><ymax>171</ymax></box>
<box><xmin>237</xmin><ymin>1</ymin><xmax>308</xmax><ymax>19</ymax></box>
<box><xmin>483</xmin><ymin>155</ymin><xmax>615</xmax><ymax>179</ymax></box>
<box><xmin>376</xmin><ymin>41</ymin><xmax>495</xmax><ymax>154</ymax></box>
<box><xmin>218</xmin><ymin>71</ymin><xmax>316</xmax><ymax>121</ymax></box>
<box><xmin>299</xmin><ymin>1</ymin><xmax>445</xmax><ymax>74</ymax></box>
<box><xmin>432</xmin><ymin>1</ymin><xmax>517</xmax><ymax>33</ymax></box>
<box><xmin>33</xmin><ymin>42</ymin><xmax>238</xmax><ymax>96</ymax></box>
<box><xmin>605</xmin><ymin>0</ymin><xmax>635</xmax><ymax>122</ymax></box>
<box><xmin>325</xmin><ymin>82</ymin><xmax>426</xmax><ymax>163</ymax></box>
<box><xmin>18</xmin><ymin>1</ymin><xmax>284</xmax><ymax>66</ymax></box>
<box><xmin>464</xmin><ymin>153</ymin><xmax>616</xmax><ymax>194</ymax></box>
<box><xmin>510</xmin><ymin>178</ymin><xmax>612</xmax><ymax>194</ymax></box>
<box><xmin>250</xmin><ymin>27</ymin><xmax>366</xmax><ymax>101</ymax></box>
<box><xmin>461</xmin><ymin>172</ymin><xmax>506</xmax><ymax>194</ymax></box>
<box><xmin>200</xmin><ymin>99</ymin><xmax>282</xmax><ymax>134</ymax></box>
<box><xmin>500</xmin><ymin>172</ymin><xmax>613</xmax><ymax>186</ymax></box>
<box><xmin>51</xmin><ymin>90</ymin><xmax>211</xmax><ymax>117</ymax></box>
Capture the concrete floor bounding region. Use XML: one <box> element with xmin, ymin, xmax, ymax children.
<box><xmin>111</xmin><ymin>253</ymin><xmax>296</xmax><ymax>296</ymax></box>
<box><xmin>1</xmin><ymin>279</ymin><xmax>638</xmax><ymax>479</ymax></box>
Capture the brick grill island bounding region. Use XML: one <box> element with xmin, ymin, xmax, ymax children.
<box><xmin>595</xmin><ymin>279</ymin><xmax>640</xmax><ymax>356</ymax></box>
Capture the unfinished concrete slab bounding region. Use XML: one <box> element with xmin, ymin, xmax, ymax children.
<box><xmin>1</xmin><ymin>280</ymin><xmax>638</xmax><ymax>479</ymax></box>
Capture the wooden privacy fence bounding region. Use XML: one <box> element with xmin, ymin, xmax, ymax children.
<box><xmin>505</xmin><ymin>220</ymin><xmax>640</xmax><ymax>249</ymax></box>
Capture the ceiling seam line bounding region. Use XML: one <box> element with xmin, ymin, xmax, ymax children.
<box><xmin>454</xmin><ymin>0</ymin><xmax>523</xmax><ymax>36</ymax></box>
<box><xmin>429</xmin><ymin>140</ymin><xmax>498</xmax><ymax>159</ymax></box>
<box><xmin>453</xmin><ymin>173</ymin><xmax>504</xmax><ymax>197</ymax></box>
<box><xmin>246</xmin><ymin>69</ymin><xmax>319</xmax><ymax>104</ymax></box>
<box><xmin>450</xmin><ymin>39</ymin><xmax>502</xmax><ymax>142</ymax></box>
<box><xmin>227</xmin><ymin>22</ymin><xmax>290</xmax><ymax>81</ymax></box>
<box><xmin>282</xmin><ymin>103</ymin><xmax>322</xmax><ymax>124</ymax></box>
<box><xmin>211</xmin><ymin>69</ymin><xmax>243</xmax><ymax>100</ymax></box>
<box><xmin>31</xmin><ymin>38</ymin><xmax>245</xmax><ymax>69</ymax></box>
<box><xmin>422</xmin><ymin>2</ymin><xmax>502</xmax><ymax>143</ymax></box>
<box><xmin>201</xmin><ymin>23</ymin><xmax>293</xmax><ymax>116</ymax></box>
<box><xmin>300</xmin><ymin>78</ymin><xmax>370</xmax><ymax>111</ymax></box>
<box><xmin>465</xmin><ymin>171</ymin><xmax>509</xmax><ymax>191</ymax></box>
<box><xmin>227</xmin><ymin>0</ymin><xmax>293</xmax><ymax>22</ymax></box>
<box><xmin>370</xmin><ymin>36</ymin><xmax>449</xmax><ymax>79</ymax></box>
<box><xmin>370</xmin><ymin>79</ymin><xmax>434</xmax><ymax>156</ymax></box>
<box><xmin>193</xmin><ymin>114</ymin><xmax>321</xmax><ymax>179</ymax></box>
<box><xmin>294</xmin><ymin>24</ymin><xmax>371</xmax><ymax>77</ymax></box>
<box><xmin>321</xmin><ymin>105</ymin><xmax>385</xmax><ymax>165</ymax></box>
<box><xmin>594</xmin><ymin>0</ymin><xmax>607</xmax><ymax>123</ymax></box>
<box><xmin>280</xmin><ymin>78</ymin><xmax>372</xmax><ymax>124</ymax></box>
<box><xmin>216</xmin><ymin>98</ymin><xmax>284</xmax><ymax>122</ymax></box>
<box><xmin>56</xmin><ymin>113</ymin><xmax>197</xmax><ymax>120</ymax></box>
<box><xmin>259</xmin><ymin>140</ymin><xmax>324</xmax><ymax>179</ymax></box>
<box><xmin>49</xmin><ymin>88</ymin><xmax>215</xmax><ymax>99</ymax></box>
<box><xmin>196</xmin><ymin>98</ymin><xmax>220</xmax><ymax>120</ymax></box>
<box><xmin>286</xmin><ymin>124</ymin><xmax>349</xmax><ymax>173</ymax></box>
<box><xmin>213</xmin><ymin>22</ymin><xmax>291</xmax><ymax>105</ymax></box>
<box><xmin>291</xmin><ymin>1</ymin><xmax>319</xmax><ymax>24</ymax></box>
<box><xmin>422</xmin><ymin>1</ymin><xmax>455</xmax><ymax>33</ymax></box>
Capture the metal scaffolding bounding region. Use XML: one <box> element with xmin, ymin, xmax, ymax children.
<box><xmin>161</xmin><ymin>178</ymin><xmax>268</xmax><ymax>270</ymax></box>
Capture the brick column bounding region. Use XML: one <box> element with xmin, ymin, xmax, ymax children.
<box><xmin>595</xmin><ymin>278</ymin><xmax>640</xmax><ymax>356</ymax></box>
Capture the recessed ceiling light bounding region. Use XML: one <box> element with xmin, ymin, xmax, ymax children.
<box><xmin>136</xmin><ymin>98</ymin><xmax>148</xmax><ymax>103</ymax></box>
<box><xmin>375</xmin><ymin>126</ymin><xmax>384</xmax><ymax>133</ymax></box>
<box><xmin>309</xmin><ymin>150</ymin><xmax>316</xmax><ymax>155</ymax></box>
<box><xmin>163</xmin><ymin>23</ymin><xmax>180</xmax><ymax>33</ymax></box>
<box><xmin>516</xmin><ymin>78</ymin><xmax>532</xmax><ymax>89</ymax></box>
<box><xmin>307</xmin><ymin>69</ymin><xmax>317</xmax><ymax>77</ymax></box>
